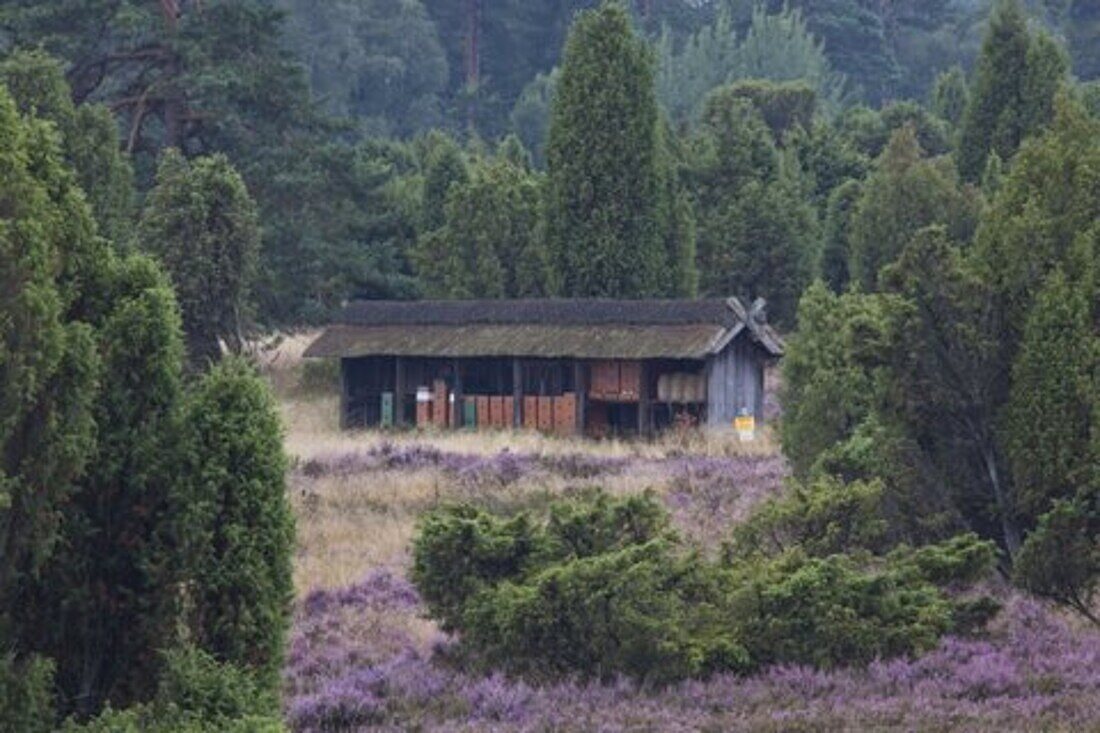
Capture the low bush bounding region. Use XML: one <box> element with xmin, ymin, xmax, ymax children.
<box><xmin>411</xmin><ymin>491</ymin><xmax>998</xmax><ymax>684</ymax></box>
<box><xmin>63</xmin><ymin>647</ymin><xmax>284</xmax><ymax>732</ymax></box>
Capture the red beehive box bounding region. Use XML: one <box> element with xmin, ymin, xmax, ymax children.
<box><xmin>503</xmin><ymin>396</ymin><xmax>515</xmax><ymax>428</ymax></box>
<box><xmin>523</xmin><ymin>396</ymin><xmax>539</xmax><ymax>430</ymax></box>
<box><xmin>477</xmin><ymin>396</ymin><xmax>491</xmax><ymax>430</ymax></box>
<box><xmin>537</xmin><ymin>396</ymin><xmax>554</xmax><ymax>432</ymax></box>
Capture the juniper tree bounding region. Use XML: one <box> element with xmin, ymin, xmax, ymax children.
<box><xmin>957</xmin><ymin>0</ymin><xmax>1068</xmax><ymax>181</ymax></box>
<box><xmin>140</xmin><ymin>151</ymin><xmax>260</xmax><ymax>367</ymax></box>
<box><xmin>849</xmin><ymin>126</ymin><xmax>979</xmax><ymax>291</ymax></box>
<box><xmin>0</xmin><ymin>87</ymin><xmax>100</xmax><ymax>653</ymax></box>
<box><xmin>546</xmin><ymin>1</ymin><xmax>669</xmax><ymax>297</ymax></box>
<box><xmin>179</xmin><ymin>359</ymin><xmax>294</xmax><ymax>695</ymax></box>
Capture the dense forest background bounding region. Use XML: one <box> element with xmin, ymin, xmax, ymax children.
<box><xmin>2</xmin><ymin>0</ymin><xmax>1098</xmax><ymax>326</ymax></box>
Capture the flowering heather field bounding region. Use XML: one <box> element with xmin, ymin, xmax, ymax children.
<box><xmin>272</xmin><ymin>365</ymin><xmax>1100</xmax><ymax>732</ymax></box>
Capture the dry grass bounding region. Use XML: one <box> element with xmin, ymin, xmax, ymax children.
<box><xmin>269</xmin><ymin>332</ymin><xmax>783</xmax><ymax>596</ymax></box>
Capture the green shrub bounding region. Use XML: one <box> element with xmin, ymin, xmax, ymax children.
<box><xmin>728</xmin><ymin>551</ymin><xmax>954</xmax><ymax>669</ymax></box>
<box><xmin>411</xmin><ymin>492</ymin><xmax>998</xmax><ymax>683</ymax></box>
<box><xmin>63</xmin><ymin>647</ymin><xmax>284</xmax><ymax>732</ymax></box>
<box><xmin>728</xmin><ymin>476</ymin><xmax>890</xmax><ymax>558</ymax></box>
<box><xmin>0</xmin><ymin>654</ymin><xmax>55</xmax><ymax>733</ymax></box>
<box><xmin>463</xmin><ymin>540</ymin><xmax>747</xmax><ymax>683</ymax></box>
<box><xmin>411</xmin><ymin>506</ymin><xmax>547</xmax><ymax>632</ymax></box>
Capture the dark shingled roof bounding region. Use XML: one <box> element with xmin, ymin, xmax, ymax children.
<box><xmin>337</xmin><ymin>298</ymin><xmax>742</xmax><ymax>328</ymax></box>
<box><xmin>305</xmin><ymin>298</ymin><xmax>783</xmax><ymax>360</ymax></box>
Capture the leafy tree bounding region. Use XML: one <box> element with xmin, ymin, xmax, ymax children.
<box><xmin>545</xmin><ymin>1</ymin><xmax>668</xmax><ymax>297</ymax></box>
<box><xmin>510</xmin><ymin>69</ymin><xmax>559</xmax><ymax>168</ymax></box>
<box><xmin>415</xmin><ymin>156</ymin><xmax>553</xmax><ymax>298</ymax></box>
<box><xmin>0</xmin><ymin>655</ymin><xmax>55</xmax><ymax>733</ymax></box>
<box><xmin>0</xmin><ymin>0</ymin><xmax>314</xmax><ymax>167</ymax></box>
<box><xmin>1067</xmin><ymin>0</ymin><xmax>1100</xmax><ymax>79</ymax></box>
<box><xmin>775</xmin><ymin>0</ymin><xmax>901</xmax><ymax>104</ymax></box>
<box><xmin>837</xmin><ymin>102</ymin><xmax>952</xmax><ymax>160</ymax></box>
<box><xmin>179</xmin><ymin>359</ymin><xmax>294</xmax><ymax>694</ymax></box>
<box><xmin>931</xmin><ymin>65</ymin><xmax>970</xmax><ymax>128</ymax></box>
<box><xmin>278</xmin><ymin>0</ymin><xmax>448</xmax><ymax>136</ymax></box>
<box><xmin>419</xmin><ymin>131</ymin><xmax>471</xmax><ymax>232</ymax></box>
<box><xmin>849</xmin><ymin>126</ymin><xmax>980</xmax><ymax>291</ymax></box>
<box><xmin>657</xmin><ymin>4</ymin><xmax>847</xmax><ymax>123</ymax></box>
<box><xmin>685</xmin><ymin>90</ymin><xmax>816</xmax><ymax>325</ymax></box>
<box><xmin>957</xmin><ymin>0</ymin><xmax>1068</xmax><ymax>181</ymax></box>
<box><xmin>722</xmin><ymin>79</ymin><xmax>817</xmax><ymax>139</ymax></box>
<box><xmin>140</xmin><ymin>151</ymin><xmax>260</xmax><ymax>366</ymax></box>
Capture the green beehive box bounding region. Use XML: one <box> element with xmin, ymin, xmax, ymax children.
<box><xmin>463</xmin><ymin>398</ymin><xmax>477</xmax><ymax>430</ymax></box>
<box><xmin>380</xmin><ymin>392</ymin><xmax>394</xmax><ymax>428</ymax></box>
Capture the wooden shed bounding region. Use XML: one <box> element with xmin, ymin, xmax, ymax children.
<box><xmin>304</xmin><ymin>297</ymin><xmax>783</xmax><ymax>437</ymax></box>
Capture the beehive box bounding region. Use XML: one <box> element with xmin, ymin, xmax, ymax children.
<box><xmin>433</xmin><ymin>380</ymin><xmax>448</xmax><ymax>428</ymax></box>
<box><xmin>618</xmin><ymin>361</ymin><xmax>641</xmax><ymax>400</ymax></box>
<box><xmin>554</xmin><ymin>393</ymin><xmax>577</xmax><ymax>436</ymax></box>
<box><xmin>537</xmin><ymin>396</ymin><xmax>554</xmax><ymax>432</ymax></box>
<box><xmin>464</xmin><ymin>397</ymin><xmax>477</xmax><ymax>428</ymax></box>
<box><xmin>503</xmin><ymin>396</ymin><xmax>515</xmax><ymax>428</ymax></box>
<box><xmin>523</xmin><ymin>396</ymin><xmax>539</xmax><ymax>430</ymax></box>
<box><xmin>416</xmin><ymin>400</ymin><xmax>432</xmax><ymax>428</ymax></box>
<box><xmin>490</xmin><ymin>396</ymin><xmax>505</xmax><ymax>428</ymax></box>
<box><xmin>590</xmin><ymin>361</ymin><xmax>620</xmax><ymax>398</ymax></box>
<box><xmin>477</xmin><ymin>396</ymin><xmax>491</xmax><ymax>429</ymax></box>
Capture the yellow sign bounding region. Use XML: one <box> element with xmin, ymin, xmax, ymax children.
<box><xmin>734</xmin><ymin>414</ymin><xmax>756</xmax><ymax>441</ymax></box>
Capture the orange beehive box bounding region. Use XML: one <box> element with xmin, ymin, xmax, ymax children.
<box><xmin>537</xmin><ymin>396</ymin><xmax>554</xmax><ymax>432</ymax></box>
<box><xmin>618</xmin><ymin>361</ymin><xmax>641</xmax><ymax>399</ymax></box>
<box><xmin>554</xmin><ymin>393</ymin><xmax>577</xmax><ymax>436</ymax></box>
<box><xmin>503</xmin><ymin>396</ymin><xmax>515</xmax><ymax>428</ymax></box>
<box><xmin>416</xmin><ymin>401</ymin><xmax>432</xmax><ymax>428</ymax></box>
<box><xmin>433</xmin><ymin>380</ymin><xmax>448</xmax><ymax>428</ymax></box>
<box><xmin>523</xmin><ymin>396</ymin><xmax>539</xmax><ymax>430</ymax></box>
<box><xmin>590</xmin><ymin>361</ymin><xmax>620</xmax><ymax>398</ymax></box>
<box><xmin>489</xmin><ymin>396</ymin><xmax>504</xmax><ymax>428</ymax></box>
<box><xmin>477</xmin><ymin>396</ymin><xmax>491</xmax><ymax>429</ymax></box>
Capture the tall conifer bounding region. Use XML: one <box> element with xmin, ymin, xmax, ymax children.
<box><xmin>546</xmin><ymin>1</ymin><xmax>667</xmax><ymax>297</ymax></box>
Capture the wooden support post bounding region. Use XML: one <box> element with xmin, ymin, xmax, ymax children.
<box><xmin>638</xmin><ymin>361</ymin><xmax>651</xmax><ymax>438</ymax></box>
<box><xmin>339</xmin><ymin>358</ymin><xmax>350</xmax><ymax>430</ymax></box>
<box><xmin>452</xmin><ymin>359</ymin><xmax>463</xmax><ymax>429</ymax></box>
<box><xmin>512</xmin><ymin>358</ymin><xmax>522</xmax><ymax>428</ymax></box>
<box><xmin>574</xmin><ymin>360</ymin><xmax>586</xmax><ymax>435</ymax></box>
<box><xmin>394</xmin><ymin>356</ymin><xmax>406</xmax><ymax>428</ymax></box>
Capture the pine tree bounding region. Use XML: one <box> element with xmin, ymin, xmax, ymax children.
<box><xmin>180</xmin><ymin>358</ymin><xmax>294</xmax><ymax>695</ymax></box>
<box><xmin>546</xmin><ymin>1</ymin><xmax>667</xmax><ymax>297</ymax></box>
<box><xmin>957</xmin><ymin>0</ymin><xmax>1067</xmax><ymax>181</ymax></box>
<box><xmin>140</xmin><ymin>150</ymin><xmax>260</xmax><ymax>367</ymax></box>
